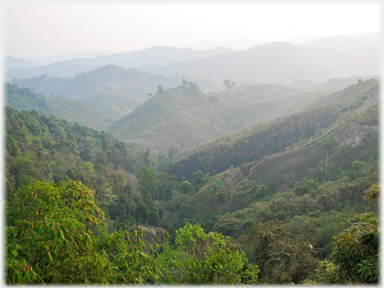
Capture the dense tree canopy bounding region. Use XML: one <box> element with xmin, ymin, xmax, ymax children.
<box><xmin>156</xmin><ymin>223</ymin><xmax>259</xmax><ymax>284</ymax></box>
<box><xmin>6</xmin><ymin>180</ymin><xmax>159</xmax><ymax>284</ymax></box>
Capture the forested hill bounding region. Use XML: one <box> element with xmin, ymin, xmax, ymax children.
<box><xmin>5</xmin><ymin>83</ymin><xmax>111</xmax><ymax>130</ymax></box>
<box><xmin>5</xmin><ymin>106</ymin><xmax>171</xmax><ymax>230</ymax></box>
<box><xmin>167</xmin><ymin>105</ymin><xmax>339</xmax><ymax>180</ymax></box>
<box><xmin>166</xmin><ymin>79</ymin><xmax>379</xmax><ymax>180</ymax></box>
<box><xmin>11</xmin><ymin>65</ymin><xmax>185</xmax><ymax>120</ymax></box>
<box><xmin>161</xmin><ymin>83</ymin><xmax>379</xmax><ymax>274</ymax></box>
<box><xmin>106</xmin><ymin>83</ymin><xmax>234</xmax><ymax>153</ymax></box>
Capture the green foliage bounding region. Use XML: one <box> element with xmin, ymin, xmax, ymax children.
<box><xmin>6</xmin><ymin>180</ymin><xmax>159</xmax><ymax>284</ymax></box>
<box><xmin>211</xmin><ymin>179</ymin><xmax>228</xmax><ymax>202</ymax></box>
<box><xmin>302</xmin><ymin>260</ymin><xmax>338</xmax><ymax>284</ymax></box>
<box><xmin>363</xmin><ymin>181</ymin><xmax>379</xmax><ymax>202</ymax></box>
<box><xmin>322</xmin><ymin>136</ymin><xmax>339</xmax><ymax>151</ymax></box>
<box><xmin>348</xmin><ymin>171</ymin><xmax>357</xmax><ymax>181</ymax></box>
<box><xmin>351</xmin><ymin>160</ymin><xmax>364</xmax><ymax>171</ymax></box>
<box><xmin>5</xmin><ymin>106</ymin><xmax>163</xmax><ymax>227</ymax></box>
<box><xmin>331</xmin><ymin>213</ymin><xmax>379</xmax><ymax>284</ymax></box>
<box><xmin>51</xmin><ymin>172</ymin><xmax>70</xmax><ymax>183</ymax></box>
<box><xmin>239</xmin><ymin>220</ymin><xmax>318</xmax><ymax>284</ymax></box>
<box><xmin>348</xmin><ymin>94</ymin><xmax>368</xmax><ymax>109</ymax></box>
<box><xmin>136</xmin><ymin>165</ymin><xmax>160</xmax><ymax>199</ymax></box>
<box><xmin>212</xmin><ymin>213</ymin><xmax>244</xmax><ymax>238</ymax></box>
<box><xmin>157</xmin><ymin>223</ymin><xmax>259</xmax><ymax>284</ymax></box>
<box><xmin>179</xmin><ymin>180</ymin><xmax>191</xmax><ymax>194</ymax></box>
<box><xmin>5</xmin><ymin>75</ymin><xmax>380</xmax><ymax>285</ymax></box>
<box><xmin>143</xmin><ymin>148</ymin><xmax>151</xmax><ymax>167</ymax></box>
<box><xmin>305</xmin><ymin>211</ymin><xmax>351</xmax><ymax>260</ymax></box>
<box><xmin>352</xmin><ymin>105</ymin><xmax>378</xmax><ymax>126</ymax></box>
<box><xmin>190</xmin><ymin>170</ymin><xmax>209</xmax><ymax>194</ymax></box>
<box><xmin>294</xmin><ymin>177</ymin><xmax>319</xmax><ymax>196</ymax></box>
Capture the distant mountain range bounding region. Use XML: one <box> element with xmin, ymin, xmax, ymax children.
<box><xmin>142</xmin><ymin>40</ymin><xmax>378</xmax><ymax>86</ymax></box>
<box><xmin>5</xmin><ymin>33</ymin><xmax>379</xmax><ymax>86</ymax></box>
<box><xmin>5</xmin><ymin>56</ymin><xmax>39</xmax><ymax>70</ymax></box>
<box><xmin>30</xmin><ymin>50</ymin><xmax>112</xmax><ymax>66</ymax></box>
<box><xmin>300</xmin><ymin>32</ymin><xmax>379</xmax><ymax>51</ymax></box>
<box><xmin>5</xmin><ymin>46</ymin><xmax>234</xmax><ymax>81</ymax></box>
<box><xmin>182</xmin><ymin>38</ymin><xmax>267</xmax><ymax>51</ymax></box>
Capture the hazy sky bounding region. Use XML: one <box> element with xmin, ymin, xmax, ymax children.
<box><xmin>2</xmin><ymin>0</ymin><xmax>382</xmax><ymax>59</ymax></box>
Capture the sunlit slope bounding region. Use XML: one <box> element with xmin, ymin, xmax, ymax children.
<box><xmin>166</xmin><ymin>105</ymin><xmax>339</xmax><ymax>180</ymax></box>
<box><xmin>106</xmin><ymin>85</ymin><xmax>234</xmax><ymax>153</ymax></box>
<box><xmin>298</xmin><ymin>79</ymin><xmax>379</xmax><ymax>113</ymax></box>
<box><xmin>166</xmin><ymin>79</ymin><xmax>379</xmax><ymax>180</ymax></box>
<box><xmin>247</xmin><ymin>106</ymin><xmax>378</xmax><ymax>187</ymax></box>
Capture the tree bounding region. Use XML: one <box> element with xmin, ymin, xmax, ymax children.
<box><xmin>211</xmin><ymin>179</ymin><xmax>227</xmax><ymax>202</ymax></box>
<box><xmin>180</xmin><ymin>180</ymin><xmax>191</xmax><ymax>194</ymax></box>
<box><xmin>190</xmin><ymin>170</ymin><xmax>209</xmax><ymax>194</ymax></box>
<box><xmin>182</xmin><ymin>77</ymin><xmax>188</xmax><ymax>86</ymax></box>
<box><xmin>143</xmin><ymin>148</ymin><xmax>151</xmax><ymax>167</ymax></box>
<box><xmin>223</xmin><ymin>79</ymin><xmax>236</xmax><ymax>90</ymax></box>
<box><xmin>157</xmin><ymin>223</ymin><xmax>259</xmax><ymax>284</ymax></box>
<box><xmin>157</xmin><ymin>85</ymin><xmax>164</xmax><ymax>94</ymax></box>
<box><xmin>239</xmin><ymin>220</ymin><xmax>318</xmax><ymax>284</ymax></box>
<box><xmin>6</xmin><ymin>180</ymin><xmax>159</xmax><ymax>284</ymax></box>
<box><xmin>330</xmin><ymin>180</ymin><xmax>379</xmax><ymax>284</ymax></box>
<box><xmin>322</xmin><ymin>136</ymin><xmax>339</xmax><ymax>178</ymax></box>
<box><xmin>167</xmin><ymin>147</ymin><xmax>179</xmax><ymax>159</ymax></box>
<box><xmin>331</xmin><ymin>214</ymin><xmax>379</xmax><ymax>284</ymax></box>
<box><xmin>136</xmin><ymin>165</ymin><xmax>159</xmax><ymax>199</ymax></box>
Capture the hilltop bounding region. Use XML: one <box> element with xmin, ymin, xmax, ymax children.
<box><xmin>106</xmin><ymin>83</ymin><xmax>234</xmax><ymax>153</ymax></box>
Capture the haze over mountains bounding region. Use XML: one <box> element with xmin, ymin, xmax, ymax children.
<box><xmin>5</xmin><ymin>33</ymin><xmax>378</xmax><ymax>86</ymax></box>
<box><xmin>142</xmin><ymin>41</ymin><xmax>378</xmax><ymax>86</ymax></box>
<box><xmin>5</xmin><ymin>46</ymin><xmax>234</xmax><ymax>81</ymax></box>
<box><xmin>5</xmin><ymin>33</ymin><xmax>379</xmax><ymax>155</ymax></box>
